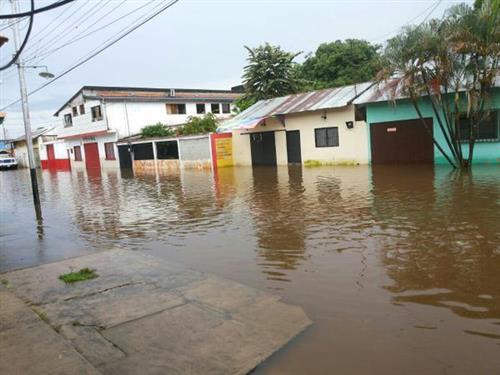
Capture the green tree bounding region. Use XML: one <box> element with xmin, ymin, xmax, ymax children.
<box><xmin>239</xmin><ymin>43</ymin><xmax>301</xmax><ymax>110</ymax></box>
<box><xmin>378</xmin><ymin>0</ymin><xmax>499</xmax><ymax>169</ymax></box>
<box><xmin>298</xmin><ymin>39</ymin><xmax>381</xmax><ymax>89</ymax></box>
<box><xmin>177</xmin><ymin>113</ymin><xmax>218</xmax><ymax>136</ymax></box>
<box><xmin>141</xmin><ymin>123</ymin><xmax>175</xmax><ymax>138</ymax></box>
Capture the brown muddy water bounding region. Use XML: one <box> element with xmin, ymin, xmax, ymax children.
<box><xmin>1</xmin><ymin>165</ymin><xmax>499</xmax><ymax>374</ymax></box>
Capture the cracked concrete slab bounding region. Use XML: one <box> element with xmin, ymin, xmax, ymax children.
<box><xmin>0</xmin><ymin>290</ymin><xmax>100</xmax><ymax>375</ymax></box>
<box><xmin>1</xmin><ymin>249</ymin><xmax>311</xmax><ymax>374</ymax></box>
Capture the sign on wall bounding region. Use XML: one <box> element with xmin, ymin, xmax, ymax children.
<box><xmin>210</xmin><ymin>133</ymin><xmax>233</xmax><ymax>169</ymax></box>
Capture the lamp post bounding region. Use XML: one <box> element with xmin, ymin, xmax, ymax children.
<box><xmin>9</xmin><ymin>0</ymin><xmax>54</xmax><ymax>222</ymax></box>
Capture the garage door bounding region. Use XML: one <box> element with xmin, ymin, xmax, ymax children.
<box><xmin>370</xmin><ymin>118</ymin><xmax>434</xmax><ymax>164</ymax></box>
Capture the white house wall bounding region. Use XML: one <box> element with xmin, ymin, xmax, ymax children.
<box><xmin>57</xmin><ymin>98</ymin><xmax>108</xmax><ymax>138</ymax></box>
<box><xmin>66</xmin><ymin>133</ymin><xmax>119</xmax><ymax>169</ymax></box>
<box><xmin>105</xmin><ymin>102</ymin><xmax>234</xmax><ymax>139</ymax></box>
<box><xmin>39</xmin><ymin>141</ymin><xmax>68</xmax><ymax>160</ymax></box>
<box><xmin>232</xmin><ymin>105</ymin><xmax>369</xmax><ymax>166</ymax></box>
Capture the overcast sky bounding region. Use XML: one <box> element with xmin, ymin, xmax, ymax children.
<box><xmin>0</xmin><ymin>0</ymin><xmax>471</xmax><ymax>138</ymax></box>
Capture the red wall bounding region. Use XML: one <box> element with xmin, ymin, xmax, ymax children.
<box><xmin>41</xmin><ymin>159</ymin><xmax>71</xmax><ymax>170</ymax></box>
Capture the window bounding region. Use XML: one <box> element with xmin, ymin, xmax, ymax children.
<box><xmin>211</xmin><ymin>103</ymin><xmax>220</xmax><ymax>114</ymax></box>
<box><xmin>64</xmin><ymin>113</ymin><xmax>73</xmax><ymax>127</ymax></box>
<box><xmin>74</xmin><ymin>146</ymin><xmax>82</xmax><ymax>161</ymax></box>
<box><xmin>72</xmin><ymin>107</ymin><xmax>78</xmax><ymax>116</ymax></box>
<box><xmin>166</xmin><ymin>103</ymin><xmax>186</xmax><ymax>115</ymax></box>
<box><xmin>104</xmin><ymin>142</ymin><xmax>115</xmax><ymax>160</ymax></box>
<box><xmin>458</xmin><ymin>111</ymin><xmax>498</xmax><ymax>141</ymax></box>
<box><xmin>196</xmin><ymin>103</ymin><xmax>206</xmax><ymax>114</ymax></box>
<box><xmin>156</xmin><ymin>141</ymin><xmax>179</xmax><ymax>159</ymax></box>
<box><xmin>221</xmin><ymin>103</ymin><xmax>231</xmax><ymax>114</ymax></box>
<box><xmin>91</xmin><ymin>105</ymin><xmax>103</xmax><ymax>122</ymax></box>
<box><xmin>79</xmin><ymin>104</ymin><xmax>85</xmax><ymax>115</ymax></box>
<box><xmin>315</xmin><ymin>127</ymin><xmax>339</xmax><ymax>147</ymax></box>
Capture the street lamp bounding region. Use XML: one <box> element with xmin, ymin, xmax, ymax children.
<box><xmin>24</xmin><ymin>65</ymin><xmax>55</xmax><ymax>79</ymax></box>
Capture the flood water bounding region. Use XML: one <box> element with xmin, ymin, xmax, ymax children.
<box><xmin>1</xmin><ymin>165</ymin><xmax>499</xmax><ymax>374</ymax></box>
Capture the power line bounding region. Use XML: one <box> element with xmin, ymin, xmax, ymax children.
<box><xmin>18</xmin><ymin>0</ymin><xmax>81</xmax><ymax>53</ymax></box>
<box><xmin>0</xmin><ymin>0</ymin><xmax>180</xmax><ymax>111</ymax></box>
<box><xmin>369</xmin><ymin>0</ymin><xmax>442</xmax><ymax>44</ymax></box>
<box><xmin>22</xmin><ymin>0</ymin><xmax>91</xmax><ymax>56</ymax></box>
<box><xmin>0</xmin><ymin>16</ymin><xmax>26</xmax><ymax>32</ymax></box>
<box><xmin>0</xmin><ymin>0</ymin><xmax>78</xmax><ymax>20</ymax></box>
<box><xmin>0</xmin><ymin>0</ymin><xmax>34</xmax><ymax>71</ymax></box>
<box><xmin>25</xmin><ymin>0</ymin><xmax>112</xmax><ymax>60</ymax></box>
<box><xmin>26</xmin><ymin>0</ymin><xmax>159</xmax><ymax>65</ymax></box>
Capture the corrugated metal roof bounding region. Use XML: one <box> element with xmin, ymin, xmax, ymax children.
<box><xmin>54</xmin><ymin>86</ymin><xmax>242</xmax><ymax>116</ymax></box>
<box><xmin>218</xmin><ymin>82</ymin><xmax>374</xmax><ymax>132</ymax></box>
<box><xmin>353</xmin><ymin>76</ymin><xmax>500</xmax><ymax>105</ymax></box>
<box><xmin>13</xmin><ymin>127</ymin><xmax>56</xmax><ymax>142</ymax></box>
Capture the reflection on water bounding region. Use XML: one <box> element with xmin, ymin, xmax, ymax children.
<box><xmin>1</xmin><ymin>164</ymin><xmax>499</xmax><ymax>374</ymax></box>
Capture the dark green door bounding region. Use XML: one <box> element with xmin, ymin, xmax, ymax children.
<box><xmin>286</xmin><ymin>130</ymin><xmax>301</xmax><ymax>163</ymax></box>
<box><xmin>250</xmin><ymin>132</ymin><xmax>277</xmax><ymax>166</ymax></box>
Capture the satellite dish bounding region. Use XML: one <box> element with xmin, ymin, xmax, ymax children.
<box><xmin>39</xmin><ymin>71</ymin><xmax>55</xmax><ymax>79</ymax></box>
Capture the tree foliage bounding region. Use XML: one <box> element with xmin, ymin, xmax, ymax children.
<box><xmin>239</xmin><ymin>43</ymin><xmax>301</xmax><ymax>108</ymax></box>
<box><xmin>378</xmin><ymin>0</ymin><xmax>499</xmax><ymax>168</ymax></box>
<box><xmin>177</xmin><ymin>113</ymin><xmax>218</xmax><ymax>136</ymax></box>
<box><xmin>141</xmin><ymin>123</ymin><xmax>175</xmax><ymax>138</ymax></box>
<box><xmin>298</xmin><ymin>39</ymin><xmax>381</xmax><ymax>89</ymax></box>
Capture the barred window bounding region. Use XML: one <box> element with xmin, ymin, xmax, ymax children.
<box><xmin>211</xmin><ymin>103</ymin><xmax>220</xmax><ymax>114</ymax></box>
<box><xmin>196</xmin><ymin>103</ymin><xmax>206</xmax><ymax>114</ymax></box>
<box><xmin>458</xmin><ymin>111</ymin><xmax>499</xmax><ymax>141</ymax></box>
<box><xmin>104</xmin><ymin>142</ymin><xmax>115</xmax><ymax>160</ymax></box>
<box><xmin>64</xmin><ymin>114</ymin><xmax>73</xmax><ymax>127</ymax></box>
<box><xmin>221</xmin><ymin>103</ymin><xmax>231</xmax><ymax>114</ymax></box>
<box><xmin>315</xmin><ymin>127</ymin><xmax>339</xmax><ymax>147</ymax></box>
<box><xmin>91</xmin><ymin>105</ymin><xmax>103</xmax><ymax>122</ymax></box>
<box><xmin>74</xmin><ymin>146</ymin><xmax>82</xmax><ymax>161</ymax></box>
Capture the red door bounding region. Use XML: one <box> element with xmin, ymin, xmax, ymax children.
<box><xmin>83</xmin><ymin>142</ymin><xmax>100</xmax><ymax>170</ymax></box>
<box><xmin>46</xmin><ymin>144</ymin><xmax>55</xmax><ymax>169</ymax></box>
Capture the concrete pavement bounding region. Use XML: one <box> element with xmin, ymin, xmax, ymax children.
<box><xmin>0</xmin><ymin>249</ymin><xmax>311</xmax><ymax>374</ymax></box>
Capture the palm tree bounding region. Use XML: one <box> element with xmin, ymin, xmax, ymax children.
<box><xmin>378</xmin><ymin>0</ymin><xmax>499</xmax><ymax>168</ymax></box>
<box><xmin>237</xmin><ymin>43</ymin><xmax>301</xmax><ymax>111</ymax></box>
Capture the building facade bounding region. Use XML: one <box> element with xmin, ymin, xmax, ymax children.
<box><xmin>219</xmin><ymin>83</ymin><xmax>373</xmax><ymax>166</ymax></box>
<box><xmin>356</xmin><ymin>86</ymin><xmax>500</xmax><ymax>165</ymax></box>
<box><xmin>53</xmin><ymin>86</ymin><xmax>241</xmax><ymax>170</ymax></box>
<box><xmin>12</xmin><ymin>127</ymin><xmax>57</xmax><ymax>168</ymax></box>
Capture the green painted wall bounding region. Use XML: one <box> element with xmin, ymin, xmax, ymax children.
<box><xmin>365</xmin><ymin>90</ymin><xmax>500</xmax><ymax>165</ymax></box>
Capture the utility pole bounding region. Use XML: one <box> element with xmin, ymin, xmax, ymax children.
<box><xmin>10</xmin><ymin>0</ymin><xmax>42</xmax><ymax>221</ymax></box>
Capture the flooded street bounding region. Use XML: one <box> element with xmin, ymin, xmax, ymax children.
<box><xmin>1</xmin><ymin>165</ymin><xmax>499</xmax><ymax>374</ymax></box>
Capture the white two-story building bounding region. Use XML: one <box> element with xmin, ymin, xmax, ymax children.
<box><xmin>54</xmin><ymin>86</ymin><xmax>241</xmax><ymax>170</ymax></box>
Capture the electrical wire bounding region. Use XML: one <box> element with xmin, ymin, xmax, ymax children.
<box><xmin>0</xmin><ymin>0</ymin><xmax>34</xmax><ymax>71</ymax></box>
<box><xmin>0</xmin><ymin>16</ymin><xmax>26</xmax><ymax>32</ymax></box>
<box><xmin>25</xmin><ymin>0</ymin><xmax>111</xmax><ymax>60</ymax></box>
<box><xmin>25</xmin><ymin>0</ymin><xmax>158</xmax><ymax>65</ymax></box>
<box><xmin>0</xmin><ymin>0</ymin><xmax>78</xmax><ymax>20</ymax></box>
<box><xmin>369</xmin><ymin>0</ymin><xmax>442</xmax><ymax>44</ymax></box>
<box><xmin>0</xmin><ymin>0</ymin><xmax>180</xmax><ymax>111</ymax></box>
<box><xmin>0</xmin><ymin>0</ymin><xmax>153</xmax><ymax>80</ymax></box>
<box><xmin>19</xmin><ymin>0</ymin><xmax>81</xmax><ymax>51</ymax></box>
<box><xmin>23</xmin><ymin>0</ymin><xmax>91</xmax><ymax>56</ymax></box>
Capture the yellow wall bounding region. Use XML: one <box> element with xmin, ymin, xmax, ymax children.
<box><xmin>232</xmin><ymin>105</ymin><xmax>369</xmax><ymax>166</ymax></box>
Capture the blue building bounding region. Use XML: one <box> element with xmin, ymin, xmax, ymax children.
<box><xmin>355</xmin><ymin>85</ymin><xmax>500</xmax><ymax>165</ymax></box>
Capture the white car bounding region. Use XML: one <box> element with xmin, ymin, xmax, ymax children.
<box><xmin>0</xmin><ymin>154</ymin><xmax>18</xmax><ymax>170</ymax></box>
